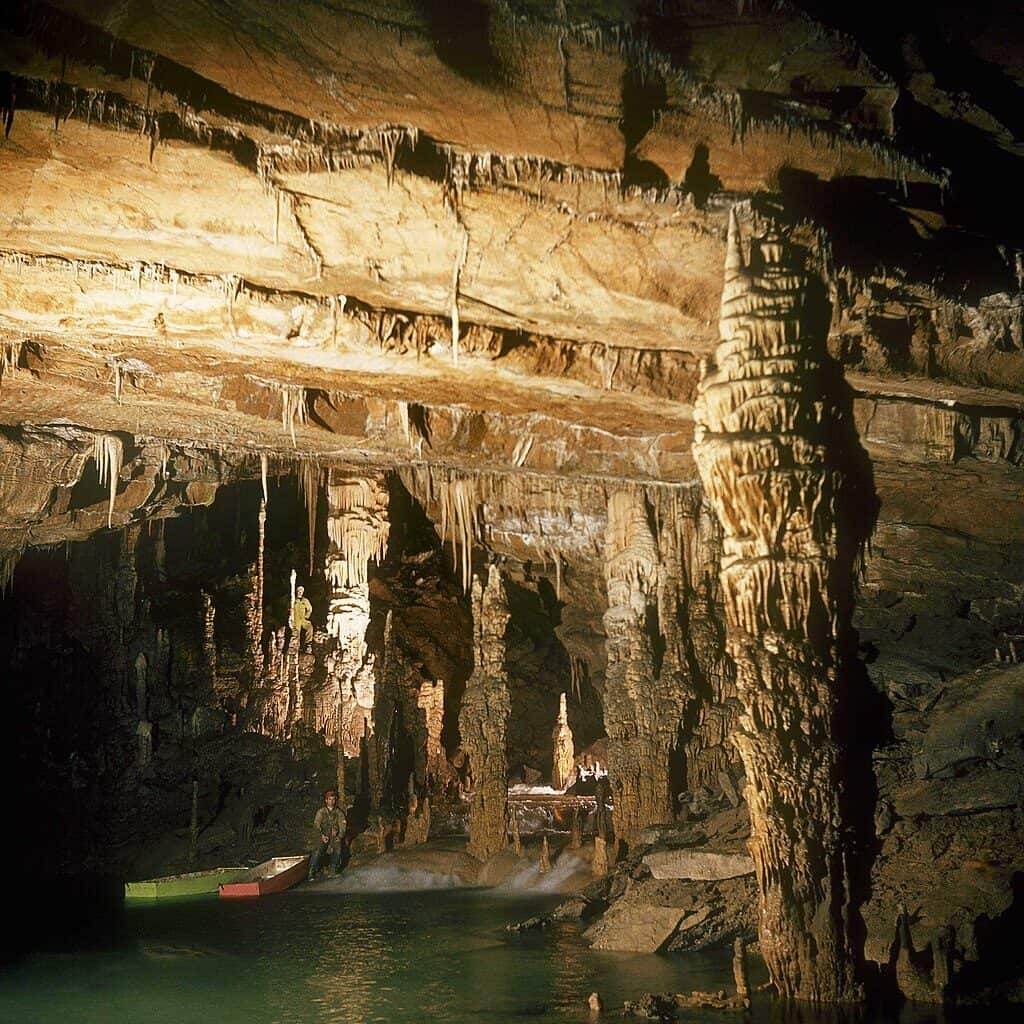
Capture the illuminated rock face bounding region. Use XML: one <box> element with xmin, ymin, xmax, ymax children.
<box><xmin>320</xmin><ymin>472</ymin><xmax>390</xmax><ymax>755</ymax></box>
<box><xmin>460</xmin><ymin>564</ymin><xmax>511</xmax><ymax>862</ymax></box>
<box><xmin>602</xmin><ymin>489</ymin><xmax>695</xmax><ymax>842</ymax></box>
<box><xmin>551</xmin><ymin>692</ymin><xmax>575</xmax><ymax>791</ymax></box>
<box><xmin>417</xmin><ymin>680</ymin><xmax>446</xmax><ymax>788</ymax></box>
<box><xmin>693</xmin><ymin>211</ymin><xmax>871</xmax><ymax>1002</ymax></box>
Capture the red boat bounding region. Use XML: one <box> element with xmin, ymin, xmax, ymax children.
<box><xmin>218</xmin><ymin>855</ymin><xmax>309</xmax><ymax>898</ymax></box>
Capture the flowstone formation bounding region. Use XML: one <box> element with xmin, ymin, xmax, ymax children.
<box><xmin>693</xmin><ymin>211</ymin><xmax>874</xmax><ymax>1002</ymax></box>
<box><xmin>320</xmin><ymin>471</ymin><xmax>390</xmax><ymax>754</ymax></box>
<box><xmin>459</xmin><ymin>564</ymin><xmax>511</xmax><ymax>862</ymax></box>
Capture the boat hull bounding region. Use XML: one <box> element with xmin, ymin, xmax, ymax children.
<box><xmin>219</xmin><ymin>856</ymin><xmax>309</xmax><ymax>898</ymax></box>
<box><xmin>126</xmin><ymin>867</ymin><xmax>249</xmax><ymax>900</ymax></box>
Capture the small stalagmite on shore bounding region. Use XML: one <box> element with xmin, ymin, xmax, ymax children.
<box><xmin>551</xmin><ymin>691</ymin><xmax>575</xmax><ymax>791</ymax></box>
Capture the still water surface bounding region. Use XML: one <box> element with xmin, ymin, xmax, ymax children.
<box><xmin>0</xmin><ymin>887</ymin><xmax>983</xmax><ymax>1024</ymax></box>
<box><xmin>1</xmin><ymin>888</ymin><xmax>734</xmax><ymax>1024</ymax></box>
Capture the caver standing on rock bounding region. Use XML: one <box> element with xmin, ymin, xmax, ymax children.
<box><xmin>291</xmin><ymin>585</ymin><xmax>314</xmax><ymax>648</ymax></box>
<box><xmin>308</xmin><ymin>789</ymin><xmax>346</xmax><ymax>880</ymax></box>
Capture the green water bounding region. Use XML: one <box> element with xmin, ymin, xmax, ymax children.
<box><xmin>1</xmin><ymin>888</ymin><xmax>736</xmax><ymax>1024</ymax></box>
<box><xmin>0</xmin><ymin>887</ymin><xmax>998</xmax><ymax>1024</ymax></box>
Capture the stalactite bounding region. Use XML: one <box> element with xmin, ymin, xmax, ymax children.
<box><xmin>0</xmin><ymin>339</ymin><xmax>25</xmax><ymax>385</ymax></box>
<box><xmin>93</xmin><ymin>434</ymin><xmax>123</xmax><ymax>528</ymax></box>
<box><xmin>451</xmin><ymin>227</ymin><xmax>469</xmax><ymax>368</ymax></box>
<box><xmin>0</xmin><ymin>540</ymin><xmax>25</xmax><ymax>595</ymax></box>
<box><xmin>279</xmin><ymin>383</ymin><xmax>307</xmax><ymax>446</ymax></box>
<box><xmin>460</xmin><ymin>565</ymin><xmax>511</xmax><ymax>862</ymax></box>
<box><xmin>692</xmin><ymin>209</ymin><xmax>871</xmax><ymax>1002</ymax></box>
<box><xmin>297</xmin><ymin>459</ymin><xmax>322</xmax><ymax>575</ymax></box>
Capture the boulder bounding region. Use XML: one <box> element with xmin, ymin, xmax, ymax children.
<box><xmin>584</xmin><ymin>904</ymin><xmax>706</xmax><ymax>953</ymax></box>
<box><xmin>894</xmin><ymin>770</ymin><xmax>1023</xmax><ymax>819</ymax></box>
<box><xmin>643</xmin><ymin>849</ymin><xmax>754</xmax><ymax>880</ymax></box>
<box><xmin>636</xmin><ymin>823</ymin><xmax>704</xmax><ymax>848</ymax></box>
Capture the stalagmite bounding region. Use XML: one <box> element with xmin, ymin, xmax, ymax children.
<box><xmin>551</xmin><ymin>692</ymin><xmax>575</xmax><ymax>791</ymax></box>
<box><xmin>201</xmin><ymin>591</ymin><xmax>216</xmax><ymax>693</ymax></box>
<box><xmin>417</xmin><ymin>679</ymin><xmax>446</xmax><ymax>788</ymax></box>
<box><xmin>318</xmin><ymin>471</ymin><xmax>389</xmax><ymax>755</ymax></box>
<box><xmin>733</xmin><ymin>937</ymin><xmax>751</xmax><ymax>1009</ymax></box>
<box><xmin>136</xmin><ymin>720</ymin><xmax>153</xmax><ymax>768</ymax></box>
<box><xmin>509</xmin><ymin>805</ymin><xmax>522</xmax><ymax>856</ymax></box>
<box><xmin>460</xmin><ymin>565</ymin><xmax>511</xmax><ymax>862</ymax></box>
<box><xmin>602</xmin><ymin>489</ymin><xmax>689</xmax><ymax>841</ymax></box>
<box><xmin>692</xmin><ymin>210</ymin><xmax>872</xmax><ymax>1002</ymax></box>
<box><xmin>539</xmin><ymin>835</ymin><xmax>551</xmax><ymax>874</ymax></box>
<box><xmin>244</xmin><ymin>499</ymin><xmax>267</xmax><ymax>685</ymax></box>
<box><xmin>592</xmin><ymin>835</ymin><xmax>609</xmax><ymax>877</ymax></box>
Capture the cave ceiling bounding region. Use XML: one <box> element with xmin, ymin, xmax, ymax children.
<box><xmin>1</xmin><ymin>0</ymin><xmax>1023</xmax><ymax>566</ymax></box>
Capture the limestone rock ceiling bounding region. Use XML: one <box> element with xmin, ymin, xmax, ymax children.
<box><xmin>0</xmin><ymin>0</ymin><xmax>1023</xmax><ymax>564</ymax></box>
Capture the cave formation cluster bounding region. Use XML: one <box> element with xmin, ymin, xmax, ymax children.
<box><xmin>2</xmin><ymin>0</ymin><xmax>1024</xmax><ymax>1009</ymax></box>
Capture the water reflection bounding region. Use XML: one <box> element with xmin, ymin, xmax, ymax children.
<box><xmin>1</xmin><ymin>891</ymin><xmax>1017</xmax><ymax>1024</ymax></box>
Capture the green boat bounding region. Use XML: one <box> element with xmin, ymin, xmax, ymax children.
<box><xmin>125</xmin><ymin>866</ymin><xmax>250</xmax><ymax>899</ymax></box>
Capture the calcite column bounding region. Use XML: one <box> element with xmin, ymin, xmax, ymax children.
<box><xmin>417</xmin><ymin>679</ymin><xmax>446</xmax><ymax>789</ymax></box>
<box><xmin>692</xmin><ymin>211</ymin><xmax>868</xmax><ymax>1002</ymax></box>
<box><xmin>201</xmin><ymin>591</ymin><xmax>216</xmax><ymax>692</ymax></box>
<box><xmin>459</xmin><ymin>565</ymin><xmax>511</xmax><ymax>862</ymax></box>
<box><xmin>244</xmin><ymin>499</ymin><xmax>266</xmax><ymax>684</ymax></box>
<box><xmin>551</xmin><ymin>692</ymin><xmax>575</xmax><ymax>791</ymax></box>
<box><xmin>603</xmin><ymin>490</ymin><xmax>684</xmax><ymax>841</ymax></box>
<box><xmin>320</xmin><ymin>472</ymin><xmax>389</xmax><ymax>754</ymax></box>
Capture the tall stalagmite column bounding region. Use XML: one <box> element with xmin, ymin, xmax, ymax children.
<box><xmin>460</xmin><ymin>564</ymin><xmax>511</xmax><ymax>862</ymax></box>
<box><xmin>551</xmin><ymin>692</ymin><xmax>575</xmax><ymax>791</ymax></box>
<box><xmin>603</xmin><ymin>490</ymin><xmax>687</xmax><ymax>841</ymax></box>
<box><xmin>320</xmin><ymin>471</ymin><xmax>389</xmax><ymax>754</ymax></box>
<box><xmin>693</xmin><ymin>211</ymin><xmax>867</xmax><ymax>1002</ymax></box>
<box><xmin>244</xmin><ymin>499</ymin><xmax>267</xmax><ymax>685</ymax></box>
<box><xmin>417</xmin><ymin>679</ymin><xmax>446</xmax><ymax>789</ymax></box>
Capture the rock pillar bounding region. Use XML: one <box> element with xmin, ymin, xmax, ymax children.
<box><xmin>244</xmin><ymin>499</ymin><xmax>266</xmax><ymax>684</ymax></box>
<box><xmin>320</xmin><ymin>472</ymin><xmax>389</xmax><ymax>754</ymax></box>
<box><xmin>603</xmin><ymin>490</ymin><xmax>683</xmax><ymax>841</ymax></box>
<box><xmin>459</xmin><ymin>565</ymin><xmax>511</xmax><ymax>862</ymax></box>
<box><xmin>551</xmin><ymin>692</ymin><xmax>575</xmax><ymax>791</ymax></box>
<box><xmin>417</xmin><ymin>679</ymin><xmax>446</xmax><ymax>789</ymax></box>
<box><xmin>692</xmin><ymin>211</ymin><xmax>870</xmax><ymax>1002</ymax></box>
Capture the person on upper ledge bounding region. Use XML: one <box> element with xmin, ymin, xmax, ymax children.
<box><xmin>291</xmin><ymin>585</ymin><xmax>314</xmax><ymax>648</ymax></box>
<box><xmin>308</xmin><ymin>788</ymin><xmax>346</xmax><ymax>880</ymax></box>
